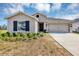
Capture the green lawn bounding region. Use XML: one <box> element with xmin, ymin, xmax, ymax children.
<box><xmin>0</xmin><ymin>30</ymin><xmax>7</xmax><ymax>33</ymax></box>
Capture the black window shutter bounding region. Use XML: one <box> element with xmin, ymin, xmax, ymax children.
<box><xmin>25</xmin><ymin>21</ymin><xmax>29</xmax><ymax>31</ymax></box>
<box><xmin>13</xmin><ymin>21</ymin><xmax>17</xmax><ymax>31</ymax></box>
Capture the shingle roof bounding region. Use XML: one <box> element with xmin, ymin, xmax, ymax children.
<box><xmin>46</xmin><ymin>17</ymin><xmax>74</xmax><ymax>24</ymax></box>
<box><xmin>5</xmin><ymin>12</ymin><xmax>74</xmax><ymax>23</ymax></box>
<box><xmin>48</xmin><ymin>17</ymin><xmax>70</xmax><ymax>20</ymax></box>
<box><xmin>74</xmin><ymin>18</ymin><xmax>79</xmax><ymax>22</ymax></box>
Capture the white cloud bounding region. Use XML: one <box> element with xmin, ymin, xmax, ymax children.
<box><xmin>57</xmin><ymin>3</ymin><xmax>79</xmax><ymax>20</ymax></box>
<box><xmin>34</xmin><ymin>3</ymin><xmax>50</xmax><ymax>12</ymax></box>
<box><xmin>4</xmin><ymin>3</ymin><xmax>62</xmax><ymax>14</ymax></box>
<box><xmin>34</xmin><ymin>3</ymin><xmax>62</xmax><ymax>12</ymax></box>
<box><xmin>52</xmin><ymin>3</ymin><xmax>62</xmax><ymax>10</ymax></box>
<box><xmin>68</xmin><ymin>3</ymin><xmax>79</xmax><ymax>10</ymax></box>
<box><xmin>16</xmin><ymin>4</ymin><xmax>24</xmax><ymax>12</ymax></box>
<box><xmin>54</xmin><ymin>13</ymin><xmax>79</xmax><ymax>20</ymax></box>
<box><xmin>7</xmin><ymin>8</ymin><xmax>18</xmax><ymax>14</ymax></box>
<box><xmin>3</xmin><ymin>3</ymin><xmax>79</xmax><ymax>20</ymax></box>
<box><xmin>50</xmin><ymin>3</ymin><xmax>79</xmax><ymax>20</ymax></box>
<box><xmin>3</xmin><ymin>3</ymin><xmax>25</xmax><ymax>14</ymax></box>
<box><xmin>4</xmin><ymin>3</ymin><xmax>34</xmax><ymax>15</ymax></box>
<box><xmin>65</xmin><ymin>3</ymin><xmax>79</xmax><ymax>13</ymax></box>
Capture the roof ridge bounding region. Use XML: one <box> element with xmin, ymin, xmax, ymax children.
<box><xmin>48</xmin><ymin>17</ymin><xmax>72</xmax><ymax>21</ymax></box>
<box><xmin>32</xmin><ymin>12</ymin><xmax>47</xmax><ymax>17</ymax></box>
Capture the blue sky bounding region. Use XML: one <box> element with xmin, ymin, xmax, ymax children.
<box><xmin>0</xmin><ymin>3</ymin><xmax>79</xmax><ymax>26</ymax></box>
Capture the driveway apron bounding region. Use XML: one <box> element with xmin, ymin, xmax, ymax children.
<box><xmin>49</xmin><ymin>33</ymin><xmax>79</xmax><ymax>56</ymax></box>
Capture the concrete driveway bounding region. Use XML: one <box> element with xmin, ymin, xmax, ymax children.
<box><xmin>49</xmin><ymin>33</ymin><xmax>79</xmax><ymax>56</ymax></box>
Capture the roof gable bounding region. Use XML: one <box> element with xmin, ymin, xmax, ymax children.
<box><xmin>5</xmin><ymin>12</ymin><xmax>38</xmax><ymax>21</ymax></box>
<box><xmin>32</xmin><ymin>12</ymin><xmax>47</xmax><ymax>18</ymax></box>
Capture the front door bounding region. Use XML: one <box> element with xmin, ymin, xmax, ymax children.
<box><xmin>38</xmin><ymin>22</ymin><xmax>44</xmax><ymax>32</ymax></box>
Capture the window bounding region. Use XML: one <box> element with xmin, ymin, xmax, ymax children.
<box><xmin>36</xmin><ymin>15</ymin><xmax>39</xmax><ymax>18</ymax></box>
<box><xmin>17</xmin><ymin>21</ymin><xmax>29</xmax><ymax>31</ymax></box>
<box><xmin>18</xmin><ymin>21</ymin><xmax>26</xmax><ymax>31</ymax></box>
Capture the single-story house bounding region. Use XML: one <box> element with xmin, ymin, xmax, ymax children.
<box><xmin>6</xmin><ymin>12</ymin><xmax>79</xmax><ymax>33</ymax></box>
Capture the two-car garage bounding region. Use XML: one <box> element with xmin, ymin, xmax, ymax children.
<box><xmin>47</xmin><ymin>24</ymin><xmax>69</xmax><ymax>33</ymax></box>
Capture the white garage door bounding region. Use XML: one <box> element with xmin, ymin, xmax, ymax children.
<box><xmin>48</xmin><ymin>24</ymin><xmax>69</xmax><ymax>33</ymax></box>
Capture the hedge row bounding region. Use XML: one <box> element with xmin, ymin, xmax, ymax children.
<box><xmin>0</xmin><ymin>32</ymin><xmax>44</xmax><ymax>42</ymax></box>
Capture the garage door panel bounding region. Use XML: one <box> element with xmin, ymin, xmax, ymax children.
<box><xmin>48</xmin><ymin>24</ymin><xmax>68</xmax><ymax>33</ymax></box>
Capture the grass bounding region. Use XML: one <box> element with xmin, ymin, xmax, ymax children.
<box><xmin>0</xmin><ymin>30</ymin><xmax>7</xmax><ymax>33</ymax></box>
<box><xmin>0</xmin><ymin>33</ymin><xmax>72</xmax><ymax>56</ymax></box>
<box><xmin>0</xmin><ymin>30</ymin><xmax>72</xmax><ymax>56</ymax></box>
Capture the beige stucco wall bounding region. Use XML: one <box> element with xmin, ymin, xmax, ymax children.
<box><xmin>7</xmin><ymin>14</ymin><xmax>38</xmax><ymax>33</ymax></box>
<box><xmin>32</xmin><ymin>13</ymin><xmax>71</xmax><ymax>33</ymax></box>
<box><xmin>32</xmin><ymin>13</ymin><xmax>47</xmax><ymax>30</ymax></box>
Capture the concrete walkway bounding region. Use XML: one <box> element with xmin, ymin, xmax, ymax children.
<box><xmin>49</xmin><ymin>33</ymin><xmax>79</xmax><ymax>56</ymax></box>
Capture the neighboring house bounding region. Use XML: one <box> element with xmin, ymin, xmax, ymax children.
<box><xmin>6</xmin><ymin>12</ymin><xmax>79</xmax><ymax>33</ymax></box>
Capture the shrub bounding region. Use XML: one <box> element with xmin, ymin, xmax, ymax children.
<box><xmin>32</xmin><ymin>33</ymin><xmax>38</xmax><ymax>39</ymax></box>
<box><xmin>0</xmin><ymin>32</ymin><xmax>44</xmax><ymax>42</ymax></box>
<box><xmin>1</xmin><ymin>37</ymin><xmax>10</xmax><ymax>41</ymax></box>
<box><xmin>12</xmin><ymin>33</ymin><xmax>17</xmax><ymax>37</ymax></box>
<box><xmin>32</xmin><ymin>33</ymin><xmax>36</xmax><ymax>36</ymax></box>
<box><xmin>17</xmin><ymin>32</ymin><xmax>21</xmax><ymax>37</ymax></box>
<box><xmin>1</xmin><ymin>33</ymin><xmax>5</xmax><ymax>37</ymax></box>
<box><xmin>0</xmin><ymin>32</ymin><xmax>12</xmax><ymax>38</ymax></box>
<box><xmin>5</xmin><ymin>32</ymin><xmax>11</xmax><ymax>37</ymax></box>
<box><xmin>20</xmin><ymin>33</ymin><xmax>27</xmax><ymax>38</ymax></box>
<box><xmin>37</xmin><ymin>32</ymin><xmax>40</xmax><ymax>36</ymax></box>
<box><xmin>16</xmin><ymin>32</ymin><xmax>27</xmax><ymax>38</ymax></box>
<box><xmin>27</xmin><ymin>33</ymin><xmax>33</xmax><ymax>38</ymax></box>
<box><xmin>19</xmin><ymin>33</ymin><xmax>22</xmax><ymax>36</ymax></box>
